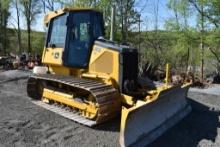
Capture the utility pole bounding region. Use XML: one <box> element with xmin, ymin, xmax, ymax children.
<box><xmin>200</xmin><ymin>0</ymin><xmax>204</xmax><ymax>82</ymax></box>
<box><xmin>110</xmin><ymin>6</ymin><xmax>115</xmax><ymax>41</ymax></box>
<box><xmin>138</xmin><ymin>14</ymin><xmax>141</xmax><ymax>52</ymax></box>
<box><xmin>138</xmin><ymin>14</ymin><xmax>141</xmax><ymax>64</ymax></box>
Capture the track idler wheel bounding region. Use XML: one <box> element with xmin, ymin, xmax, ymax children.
<box><xmin>27</xmin><ymin>77</ymin><xmax>44</xmax><ymax>100</ymax></box>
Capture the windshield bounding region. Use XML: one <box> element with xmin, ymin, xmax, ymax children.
<box><xmin>48</xmin><ymin>13</ymin><xmax>68</xmax><ymax>48</ymax></box>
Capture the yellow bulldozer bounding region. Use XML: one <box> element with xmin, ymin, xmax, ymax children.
<box><xmin>27</xmin><ymin>8</ymin><xmax>191</xmax><ymax>146</ymax></box>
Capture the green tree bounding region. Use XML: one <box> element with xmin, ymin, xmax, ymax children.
<box><xmin>0</xmin><ymin>0</ymin><xmax>11</xmax><ymax>55</ymax></box>
<box><xmin>189</xmin><ymin>0</ymin><xmax>220</xmax><ymax>28</ymax></box>
<box><xmin>20</xmin><ymin>0</ymin><xmax>41</xmax><ymax>53</ymax></box>
<box><xmin>165</xmin><ymin>0</ymin><xmax>197</xmax><ymax>71</ymax></box>
<box><xmin>189</xmin><ymin>0</ymin><xmax>220</xmax><ymax>72</ymax></box>
<box><xmin>10</xmin><ymin>0</ymin><xmax>22</xmax><ymax>54</ymax></box>
<box><xmin>206</xmin><ymin>29</ymin><xmax>220</xmax><ymax>70</ymax></box>
<box><xmin>115</xmin><ymin>0</ymin><xmax>139</xmax><ymax>42</ymax></box>
<box><xmin>59</xmin><ymin>0</ymin><xmax>139</xmax><ymax>42</ymax></box>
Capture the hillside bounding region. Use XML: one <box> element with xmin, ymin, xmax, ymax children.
<box><xmin>0</xmin><ymin>28</ymin><xmax>45</xmax><ymax>55</ymax></box>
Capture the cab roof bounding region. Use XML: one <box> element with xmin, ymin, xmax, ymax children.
<box><xmin>44</xmin><ymin>8</ymin><xmax>102</xmax><ymax>26</ymax></box>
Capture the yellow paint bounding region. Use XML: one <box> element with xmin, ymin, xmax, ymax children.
<box><xmin>120</xmin><ymin>106</ymin><xmax>129</xmax><ymax>143</ymax></box>
<box><xmin>44</xmin><ymin>8</ymin><xmax>102</xmax><ymax>26</ymax></box>
<box><xmin>165</xmin><ymin>63</ymin><xmax>170</xmax><ymax>87</ymax></box>
<box><xmin>42</xmin><ymin>88</ymin><xmax>97</xmax><ymax>115</ymax></box>
<box><xmin>119</xmin><ymin>85</ymin><xmax>174</xmax><ymax>142</ymax></box>
<box><xmin>42</xmin><ymin>43</ymin><xmax>121</xmax><ymax>86</ymax></box>
<box><xmin>48</xmin><ymin>66</ymin><xmax>70</xmax><ymax>75</ymax></box>
<box><xmin>182</xmin><ymin>82</ymin><xmax>192</xmax><ymax>88</ymax></box>
<box><xmin>42</xmin><ymin>47</ymin><xmax>63</xmax><ymax>66</ymax></box>
<box><xmin>38</xmin><ymin>9</ymin><xmax>195</xmax><ymax>147</ymax></box>
<box><xmin>82</xmin><ymin>73</ymin><xmax>110</xmax><ymax>80</ymax></box>
<box><xmin>121</xmin><ymin>94</ymin><xmax>134</xmax><ymax>106</ymax></box>
<box><xmin>42</xmin><ymin>9</ymin><xmax>121</xmax><ymax>87</ymax></box>
<box><xmin>88</xmin><ymin>45</ymin><xmax>120</xmax><ymax>87</ymax></box>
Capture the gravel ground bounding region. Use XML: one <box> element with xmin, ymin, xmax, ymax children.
<box><xmin>190</xmin><ymin>85</ymin><xmax>220</xmax><ymax>96</ymax></box>
<box><xmin>0</xmin><ymin>70</ymin><xmax>30</xmax><ymax>83</ymax></box>
<box><xmin>0</xmin><ymin>71</ymin><xmax>120</xmax><ymax>147</ymax></box>
<box><xmin>0</xmin><ymin>70</ymin><xmax>219</xmax><ymax>147</ymax></box>
<box><xmin>150</xmin><ymin>92</ymin><xmax>220</xmax><ymax>147</ymax></box>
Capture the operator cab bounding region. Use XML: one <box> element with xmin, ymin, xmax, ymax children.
<box><xmin>46</xmin><ymin>10</ymin><xmax>104</xmax><ymax>68</ymax></box>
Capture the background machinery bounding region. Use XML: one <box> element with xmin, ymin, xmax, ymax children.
<box><xmin>27</xmin><ymin>8</ymin><xmax>191</xmax><ymax>147</ymax></box>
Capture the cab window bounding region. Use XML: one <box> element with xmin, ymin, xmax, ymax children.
<box><xmin>80</xmin><ymin>23</ymin><xmax>90</xmax><ymax>41</ymax></box>
<box><xmin>48</xmin><ymin>14</ymin><xmax>67</xmax><ymax>47</ymax></box>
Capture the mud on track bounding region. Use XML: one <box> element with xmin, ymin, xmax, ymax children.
<box><xmin>0</xmin><ymin>70</ymin><xmax>220</xmax><ymax>147</ymax></box>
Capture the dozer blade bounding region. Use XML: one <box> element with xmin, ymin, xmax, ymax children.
<box><xmin>120</xmin><ymin>85</ymin><xmax>191</xmax><ymax>147</ymax></box>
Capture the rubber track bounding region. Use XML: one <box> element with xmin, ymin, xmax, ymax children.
<box><xmin>27</xmin><ymin>74</ymin><xmax>121</xmax><ymax>126</ymax></box>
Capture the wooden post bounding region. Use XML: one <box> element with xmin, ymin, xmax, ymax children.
<box><xmin>110</xmin><ymin>6</ymin><xmax>115</xmax><ymax>41</ymax></box>
<box><xmin>200</xmin><ymin>0</ymin><xmax>204</xmax><ymax>82</ymax></box>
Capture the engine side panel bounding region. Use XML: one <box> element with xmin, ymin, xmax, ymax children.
<box><xmin>89</xmin><ymin>44</ymin><xmax>120</xmax><ymax>86</ymax></box>
<box><xmin>89</xmin><ymin>40</ymin><xmax>138</xmax><ymax>92</ymax></box>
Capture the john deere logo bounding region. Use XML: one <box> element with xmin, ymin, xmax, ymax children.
<box><xmin>54</xmin><ymin>52</ymin><xmax>59</xmax><ymax>59</ymax></box>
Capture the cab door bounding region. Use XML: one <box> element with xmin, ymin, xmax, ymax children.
<box><xmin>42</xmin><ymin>13</ymin><xmax>68</xmax><ymax>66</ymax></box>
<box><xmin>63</xmin><ymin>12</ymin><xmax>93</xmax><ymax>68</ymax></box>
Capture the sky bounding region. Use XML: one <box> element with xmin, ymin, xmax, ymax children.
<box><xmin>8</xmin><ymin>0</ymin><xmax>197</xmax><ymax>32</ymax></box>
<box><xmin>135</xmin><ymin>0</ymin><xmax>173</xmax><ymax>30</ymax></box>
